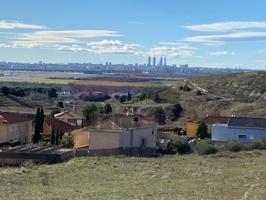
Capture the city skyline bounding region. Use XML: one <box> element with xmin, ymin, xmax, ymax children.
<box><xmin>0</xmin><ymin>1</ymin><xmax>266</xmax><ymax>69</ymax></box>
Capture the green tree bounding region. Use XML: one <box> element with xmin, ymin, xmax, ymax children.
<box><xmin>119</xmin><ymin>95</ymin><xmax>127</xmax><ymax>103</ymax></box>
<box><xmin>48</xmin><ymin>88</ymin><xmax>58</xmax><ymax>99</ymax></box>
<box><xmin>104</xmin><ymin>103</ymin><xmax>113</xmax><ymax>114</ymax></box>
<box><xmin>55</xmin><ymin>130</ymin><xmax>60</xmax><ymax>145</ymax></box>
<box><xmin>153</xmin><ymin>94</ymin><xmax>161</xmax><ymax>103</ymax></box>
<box><xmin>82</xmin><ymin>103</ymin><xmax>98</xmax><ymax>124</ymax></box>
<box><xmin>50</xmin><ymin>127</ymin><xmax>55</xmax><ymax>145</ymax></box>
<box><xmin>151</xmin><ymin>107</ymin><xmax>166</xmax><ymax>125</ymax></box>
<box><xmin>50</xmin><ymin>107</ymin><xmax>61</xmax><ymax>117</ymax></box>
<box><xmin>1</xmin><ymin>86</ymin><xmax>10</xmax><ymax>96</ymax></box>
<box><xmin>33</xmin><ymin>107</ymin><xmax>45</xmax><ymax>143</ymax></box>
<box><xmin>39</xmin><ymin>107</ymin><xmax>44</xmax><ymax>134</ymax></box>
<box><xmin>196</xmin><ymin>122</ymin><xmax>209</xmax><ymax>139</ymax></box>
<box><xmin>57</xmin><ymin>101</ymin><xmax>64</xmax><ymax>108</ymax></box>
<box><xmin>169</xmin><ymin>104</ymin><xmax>183</xmax><ymax>121</ymax></box>
<box><xmin>127</xmin><ymin>91</ymin><xmax>132</xmax><ymax>101</ymax></box>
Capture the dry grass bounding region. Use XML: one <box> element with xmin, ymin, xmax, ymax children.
<box><xmin>0</xmin><ymin>151</ymin><xmax>266</xmax><ymax>200</ymax></box>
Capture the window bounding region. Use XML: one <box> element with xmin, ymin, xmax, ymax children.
<box><xmin>238</xmin><ymin>134</ymin><xmax>247</xmax><ymax>140</ymax></box>
<box><xmin>141</xmin><ymin>138</ymin><xmax>147</xmax><ymax>147</ymax></box>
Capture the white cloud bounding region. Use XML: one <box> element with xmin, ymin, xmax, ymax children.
<box><xmin>184</xmin><ymin>21</ymin><xmax>266</xmax><ymax>32</ymax></box>
<box><xmin>209</xmin><ymin>51</ymin><xmax>235</xmax><ymax>56</ymax></box>
<box><xmin>146</xmin><ymin>43</ymin><xmax>195</xmax><ymax>58</ymax></box>
<box><xmin>184</xmin><ymin>31</ymin><xmax>266</xmax><ymax>43</ymax></box>
<box><xmin>12</xmin><ymin>30</ymin><xmax>122</xmax><ymax>47</ymax></box>
<box><xmin>86</xmin><ymin>40</ymin><xmax>142</xmax><ymax>54</ymax></box>
<box><xmin>45</xmin><ymin>40</ymin><xmax>142</xmax><ymax>55</ymax></box>
<box><xmin>0</xmin><ymin>20</ymin><xmax>46</xmax><ymax>29</ymax></box>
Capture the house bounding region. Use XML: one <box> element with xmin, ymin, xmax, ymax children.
<box><xmin>71</xmin><ymin>115</ymin><xmax>158</xmax><ymax>156</ymax></box>
<box><xmin>212</xmin><ymin>117</ymin><xmax>266</xmax><ymax>142</ymax></box>
<box><xmin>185</xmin><ymin>116</ymin><xmax>229</xmax><ymax>138</ymax></box>
<box><xmin>43</xmin><ymin>118</ymin><xmax>76</xmax><ymax>140</ymax></box>
<box><xmin>54</xmin><ymin>110</ymin><xmax>84</xmax><ymax>128</ymax></box>
<box><xmin>185</xmin><ymin>121</ymin><xmax>200</xmax><ymax>138</ymax></box>
<box><xmin>0</xmin><ymin>112</ymin><xmax>33</xmax><ymax>144</ymax></box>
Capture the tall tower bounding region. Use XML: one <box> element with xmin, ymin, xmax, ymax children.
<box><xmin>159</xmin><ymin>57</ymin><xmax>163</xmax><ymax>66</ymax></box>
<box><xmin>148</xmin><ymin>56</ymin><xmax>151</xmax><ymax>66</ymax></box>
<box><xmin>164</xmin><ymin>57</ymin><xmax>167</xmax><ymax>66</ymax></box>
<box><xmin>153</xmin><ymin>57</ymin><xmax>156</xmax><ymax>66</ymax></box>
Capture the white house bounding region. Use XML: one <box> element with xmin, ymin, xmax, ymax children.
<box><xmin>212</xmin><ymin>117</ymin><xmax>266</xmax><ymax>142</ymax></box>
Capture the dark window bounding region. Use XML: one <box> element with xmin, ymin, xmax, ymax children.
<box><xmin>141</xmin><ymin>138</ymin><xmax>147</xmax><ymax>147</ymax></box>
<box><xmin>239</xmin><ymin>135</ymin><xmax>247</xmax><ymax>140</ymax></box>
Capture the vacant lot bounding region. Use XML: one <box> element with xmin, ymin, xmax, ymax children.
<box><xmin>0</xmin><ymin>151</ymin><xmax>265</xmax><ymax>200</ymax></box>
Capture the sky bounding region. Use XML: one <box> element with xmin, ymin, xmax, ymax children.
<box><xmin>0</xmin><ymin>0</ymin><xmax>266</xmax><ymax>69</ymax></box>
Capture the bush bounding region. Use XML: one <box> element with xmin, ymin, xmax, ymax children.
<box><xmin>61</xmin><ymin>136</ymin><xmax>74</xmax><ymax>148</ymax></box>
<box><xmin>1</xmin><ymin>86</ymin><xmax>10</xmax><ymax>95</ymax></box>
<box><xmin>225</xmin><ymin>141</ymin><xmax>245</xmax><ymax>152</ymax></box>
<box><xmin>149</xmin><ymin>107</ymin><xmax>166</xmax><ymax>125</ymax></box>
<box><xmin>167</xmin><ymin>104</ymin><xmax>183</xmax><ymax>121</ymax></box>
<box><xmin>50</xmin><ymin>107</ymin><xmax>61</xmax><ymax>117</ymax></box>
<box><xmin>196</xmin><ymin>140</ymin><xmax>218</xmax><ymax>155</ymax></box>
<box><xmin>166</xmin><ymin>137</ymin><xmax>191</xmax><ymax>154</ymax></box>
<box><xmin>119</xmin><ymin>95</ymin><xmax>127</xmax><ymax>103</ymax></box>
<box><xmin>248</xmin><ymin>138</ymin><xmax>266</xmax><ymax>150</ymax></box>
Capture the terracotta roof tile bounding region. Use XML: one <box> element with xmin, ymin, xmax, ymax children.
<box><xmin>0</xmin><ymin>112</ymin><xmax>32</xmax><ymax>124</ymax></box>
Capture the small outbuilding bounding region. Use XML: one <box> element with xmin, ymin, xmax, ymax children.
<box><xmin>212</xmin><ymin>117</ymin><xmax>266</xmax><ymax>142</ymax></box>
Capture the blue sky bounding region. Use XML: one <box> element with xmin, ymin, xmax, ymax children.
<box><xmin>0</xmin><ymin>0</ymin><xmax>266</xmax><ymax>69</ymax></box>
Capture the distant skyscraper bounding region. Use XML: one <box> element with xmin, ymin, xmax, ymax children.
<box><xmin>153</xmin><ymin>57</ymin><xmax>156</xmax><ymax>66</ymax></box>
<box><xmin>159</xmin><ymin>57</ymin><xmax>163</xmax><ymax>66</ymax></box>
<box><xmin>164</xmin><ymin>57</ymin><xmax>167</xmax><ymax>66</ymax></box>
<box><xmin>148</xmin><ymin>56</ymin><xmax>151</xmax><ymax>66</ymax></box>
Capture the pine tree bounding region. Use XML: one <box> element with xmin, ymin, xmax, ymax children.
<box><xmin>33</xmin><ymin>107</ymin><xmax>45</xmax><ymax>143</ymax></box>
<box><xmin>39</xmin><ymin>107</ymin><xmax>44</xmax><ymax>135</ymax></box>
<box><xmin>55</xmin><ymin>130</ymin><xmax>59</xmax><ymax>145</ymax></box>
<box><xmin>33</xmin><ymin>107</ymin><xmax>40</xmax><ymax>143</ymax></box>
<box><xmin>196</xmin><ymin>122</ymin><xmax>209</xmax><ymax>139</ymax></box>
<box><xmin>51</xmin><ymin>127</ymin><xmax>55</xmax><ymax>145</ymax></box>
<box><xmin>127</xmin><ymin>91</ymin><xmax>132</xmax><ymax>101</ymax></box>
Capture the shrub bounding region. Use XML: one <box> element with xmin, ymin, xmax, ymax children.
<box><xmin>61</xmin><ymin>136</ymin><xmax>74</xmax><ymax>148</ymax></box>
<box><xmin>196</xmin><ymin>140</ymin><xmax>218</xmax><ymax>155</ymax></box>
<box><xmin>104</xmin><ymin>103</ymin><xmax>113</xmax><ymax>114</ymax></box>
<box><xmin>149</xmin><ymin>107</ymin><xmax>166</xmax><ymax>125</ymax></box>
<box><xmin>248</xmin><ymin>138</ymin><xmax>266</xmax><ymax>150</ymax></box>
<box><xmin>119</xmin><ymin>95</ymin><xmax>127</xmax><ymax>103</ymax></box>
<box><xmin>22</xmin><ymin>160</ymin><xmax>35</xmax><ymax>169</ymax></box>
<box><xmin>196</xmin><ymin>122</ymin><xmax>209</xmax><ymax>139</ymax></box>
<box><xmin>1</xmin><ymin>86</ymin><xmax>10</xmax><ymax>95</ymax></box>
<box><xmin>225</xmin><ymin>140</ymin><xmax>245</xmax><ymax>152</ymax></box>
<box><xmin>50</xmin><ymin>107</ymin><xmax>61</xmax><ymax>117</ymax></box>
<box><xmin>167</xmin><ymin>104</ymin><xmax>183</xmax><ymax>121</ymax></box>
<box><xmin>166</xmin><ymin>136</ymin><xmax>191</xmax><ymax>154</ymax></box>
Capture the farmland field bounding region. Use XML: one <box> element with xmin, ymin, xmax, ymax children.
<box><xmin>0</xmin><ymin>70</ymin><xmax>178</xmax><ymax>88</ymax></box>
<box><xmin>0</xmin><ymin>151</ymin><xmax>266</xmax><ymax>200</ymax></box>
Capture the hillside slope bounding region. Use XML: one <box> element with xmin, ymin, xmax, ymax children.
<box><xmin>171</xmin><ymin>72</ymin><xmax>266</xmax><ymax>123</ymax></box>
<box><xmin>192</xmin><ymin>72</ymin><xmax>266</xmax><ymax>102</ymax></box>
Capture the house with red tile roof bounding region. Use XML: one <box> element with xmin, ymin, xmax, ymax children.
<box><xmin>0</xmin><ymin>112</ymin><xmax>33</xmax><ymax>144</ymax></box>
<box><xmin>43</xmin><ymin>118</ymin><xmax>76</xmax><ymax>140</ymax></box>
<box><xmin>54</xmin><ymin>110</ymin><xmax>84</xmax><ymax>128</ymax></box>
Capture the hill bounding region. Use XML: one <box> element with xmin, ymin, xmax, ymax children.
<box><xmin>166</xmin><ymin>72</ymin><xmax>266</xmax><ymax>124</ymax></box>
<box><xmin>192</xmin><ymin>72</ymin><xmax>266</xmax><ymax>102</ymax></box>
